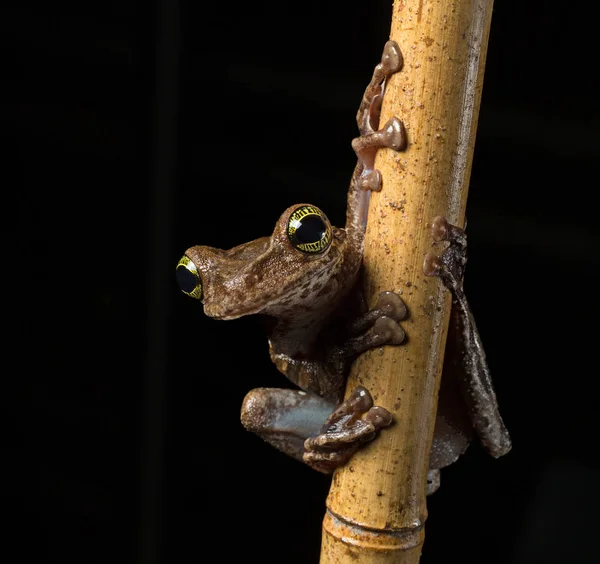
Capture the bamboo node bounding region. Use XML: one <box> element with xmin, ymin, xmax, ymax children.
<box><xmin>322</xmin><ymin>509</ymin><xmax>423</xmax><ymax>552</ymax></box>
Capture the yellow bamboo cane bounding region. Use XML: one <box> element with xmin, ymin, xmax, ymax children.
<box><xmin>320</xmin><ymin>0</ymin><xmax>495</xmax><ymax>561</ymax></box>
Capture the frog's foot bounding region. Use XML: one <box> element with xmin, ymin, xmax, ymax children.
<box><xmin>303</xmin><ymin>386</ymin><xmax>392</xmax><ymax>473</ymax></box>
<box><xmin>352</xmin><ymin>40</ymin><xmax>406</xmax><ymax>180</ymax></box>
<box><xmin>423</xmin><ymin>216</ymin><xmax>467</xmax><ymax>295</ymax></box>
<box><xmin>348</xmin><ymin>291</ymin><xmax>407</xmax><ymax>334</ymax></box>
<box><xmin>346</xmin><ymin>41</ymin><xmax>407</xmax><ymax>231</ymax></box>
<box><xmin>326</xmin><ymin>292</ymin><xmax>407</xmax><ymax>375</ymax></box>
<box><xmin>240</xmin><ymin>387</ymin><xmax>391</xmax><ymax>474</ymax></box>
<box><xmin>356</xmin><ymin>40</ymin><xmax>403</xmax><ymax>136</ymax></box>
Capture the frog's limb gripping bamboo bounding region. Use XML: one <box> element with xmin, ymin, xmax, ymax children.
<box><xmin>357</xmin><ymin>170</ymin><xmax>382</xmax><ymax>193</ymax></box>
<box><xmin>352</xmin><ymin>116</ymin><xmax>406</xmax><ymax>171</ymax></box>
<box><xmin>356</xmin><ymin>40</ymin><xmax>404</xmax><ymax>135</ymax></box>
<box><xmin>303</xmin><ymin>387</ymin><xmax>392</xmax><ymax>473</ymax></box>
<box><xmin>328</xmin><ymin>316</ymin><xmax>406</xmax><ymax>364</ymax></box>
<box><xmin>241</xmin><ymin>385</ymin><xmax>395</xmax><ymax>475</ymax></box>
<box><xmin>240</xmin><ymin>288</ymin><xmax>407</xmax><ymax>472</ymax></box>
<box><xmin>241</xmin><ymin>388</ymin><xmax>334</xmax><ymax>463</ymax></box>
<box><xmin>323</xmin><ymin>292</ymin><xmax>407</xmax><ymax>380</ymax></box>
<box><xmin>346</xmin><ymin>291</ymin><xmax>407</xmax><ymax>335</ymax></box>
<box><xmin>424</xmin><ymin>217</ymin><xmax>512</xmax><ymax>459</ymax></box>
<box><xmin>345</xmin><ymin>41</ymin><xmax>406</xmax><ymax>237</ymax></box>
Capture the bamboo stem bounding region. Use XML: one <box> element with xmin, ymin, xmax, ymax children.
<box><xmin>320</xmin><ymin>1</ymin><xmax>494</xmax><ymax>562</ymax></box>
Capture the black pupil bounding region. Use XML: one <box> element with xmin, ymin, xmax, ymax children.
<box><xmin>295</xmin><ymin>215</ymin><xmax>326</xmax><ymax>244</ymax></box>
<box><xmin>176</xmin><ymin>265</ymin><xmax>198</xmax><ymax>293</ymax></box>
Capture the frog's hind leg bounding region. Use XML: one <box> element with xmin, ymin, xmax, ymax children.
<box><xmin>241</xmin><ymin>387</ymin><xmax>392</xmax><ymax>474</ymax></box>
<box><xmin>241</xmin><ymin>388</ymin><xmax>336</xmax><ymax>464</ymax></box>
<box><xmin>424</xmin><ymin>216</ymin><xmax>512</xmax><ymax>458</ymax></box>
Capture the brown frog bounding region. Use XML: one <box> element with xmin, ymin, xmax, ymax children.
<box><xmin>176</xmin><ymin>41</ymin><xmax>511</xmax><ymax>492</ymax></box>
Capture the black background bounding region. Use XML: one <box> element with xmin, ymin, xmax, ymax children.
<box><xmin>6</xmin><ymin>1</ymin><xmax>599</xmax><ymax>563</ymax></box>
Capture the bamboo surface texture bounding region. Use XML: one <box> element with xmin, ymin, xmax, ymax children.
<box><xmin>320</xmin><ymin>0</ymin><xmax>494</xmax><ymax>562</ymax></box>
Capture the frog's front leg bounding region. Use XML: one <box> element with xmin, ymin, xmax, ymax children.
<box><xmin>324</xmin><ymin>290</ymin><xmax>407</xmax><ymax>380</ymax></box>
<box><xmin>243</xmin><ymin>293</ymin><xmax>407</xmax><ymax>472</ymax></box>
<box><xmin>424</xmin><ymin>216</ymin><xmax>512</xmax><ymax>458</ymax></box>
<box><xmin>301</xmin><ymin>292</ymin><xmax>407</xmax><ymax>472</ymax></box>
<box><xmin>346</xmin><ymin>40</ymin><xmax>407</xmax><ymax>234</ymax></box>
<box><xmin>303</xmin><ymin>386</ymin><xmax>392</xmax><ymax>473</ymax></box>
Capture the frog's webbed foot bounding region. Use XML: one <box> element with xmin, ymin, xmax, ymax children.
<box><xmin>347</xmin><ymin>290</ymin><xmax>407</xmax><ymax>336</ymax></box>
<box><xmin>424</xmin><ymin>216</ymin><xmax>512</xmax><ymax>459</ymax></box>
<box><xmin>303</xmin><ymin>386</ymin><xmax>392</xmax><ymax>473</ymax></box>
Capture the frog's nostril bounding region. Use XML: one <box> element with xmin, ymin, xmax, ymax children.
<box><xmin>176</xmin><ymin>256</ymin><xmax>203</xmax><ymax>299</ymax></box>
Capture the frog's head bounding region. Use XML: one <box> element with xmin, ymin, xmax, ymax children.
<box><xmin>176</xmin><ymin>204</ymin><xmax>346</xmax><ymax>320</ymax></box>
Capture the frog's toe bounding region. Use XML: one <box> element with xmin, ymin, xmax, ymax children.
<box><xmin>381</xmin><ymin>40</ymin><xmax>403</xmax><ymax>74</ymax></box>
<box><xmin>336</xmin><ymin>296</ymin><xmax>407</xmax><ymax>356</ymax></box>
<box><xmin>302</xmin><ymin>448</ymin><xmax>351</xmax><ymax>474</ymax></box>
<box><xmin>331</xmin><ymin>385</ymin><xmax>373</xmax><ymax>418</ymax></box>
<box><xmin>424</xmin><ymin>216</ymin><xmax>468</xmax><ymax>286</ymax></box>
<box><xmin>358</xmin><ymin>169</ymin><xmax>382</xmax><ymax>192</ymax></box>
<box><xmin>365</xmin><ymin>405</ymin><xmax>393</xmax><ymax>428</ymax></box>
<box><xmin>302</xmin><ymin>387</ymin><xmax>393</xmax><ymax>473</ymax></box>
<box><xmin>381</xmin><ymin>117</ymin><xmax>406</xmax><ymax>151</ymax></box>
<box><xmin>430</xmin><ymin>215</ymin><xmax>467</xmax><ymax>247</ymax></box>
<box><xmin>423</xmin><ymin>252</ymin><xmax>441</xmax><ymax>277</ymax></box>
<box><xmin>431</xmin><ymin>215</ymin><xmax>450</xmax><ymax>241</ymax></box>
<box><xmin>372</xmin><ymin>316</ymin><xmax>406</xmax><ymax>346</ymax></box>
<box><xmin>376</xmin><ymin>291</ymin><xmax>407</xmax><ymax>321</ymax></box>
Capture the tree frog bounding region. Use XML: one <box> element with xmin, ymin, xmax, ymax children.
<box><xmin>176</xmin><ymin>41</ymin><xmax>511</xmax><ymax>492</ymax></box>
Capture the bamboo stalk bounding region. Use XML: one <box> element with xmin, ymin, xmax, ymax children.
<box><xmin>320</xmin><ymin>1</ymin><xmax>495</xmax><ymax>562</ymax></box>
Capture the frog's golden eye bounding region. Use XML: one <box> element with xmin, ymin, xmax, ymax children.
<box><xmin>176</xmin><ymin>255</ymin><xmax>203</xmax><ymax>299</ymax></box>
<box><xmin>287</xmin><ymin>205</ymin><xmax>332</xmax><ymax>254</ymax></box>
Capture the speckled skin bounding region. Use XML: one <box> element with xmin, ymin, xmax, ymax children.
<box><xmin>424</xmin><ymin>217</ymin><xmax>512</xmax><ymax>477</ymax></box>
<box><xmin>182</xmin><ymin>41</ymin><xmax>407</xmax><ymax>472</ymax></box>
